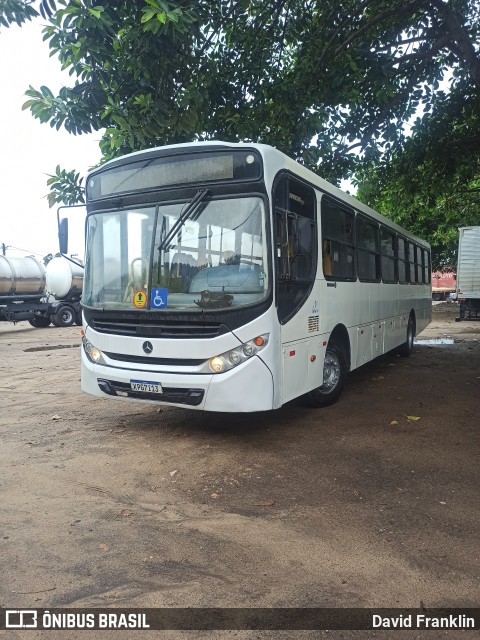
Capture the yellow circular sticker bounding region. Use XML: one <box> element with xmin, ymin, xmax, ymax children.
<box><xmin>133</xmin><ymin>290</ymin><xmax>147</xmax><ymax>308</ymax></box>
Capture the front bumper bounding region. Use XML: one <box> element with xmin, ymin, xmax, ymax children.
<box><xmin>81</xmin><ymin>349</ymin><xmax>274</xmax><ymax>412</ymax></box>
<box><xmin>96</xmin><ymin>378</ymin><xmax>205</xmax><ymax>406</ymax></box>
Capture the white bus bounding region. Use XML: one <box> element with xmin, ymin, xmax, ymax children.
<box><xmin>73</xmin><ymin>141</ymin><xmax>431</xmax><ymax>412</ymax></box>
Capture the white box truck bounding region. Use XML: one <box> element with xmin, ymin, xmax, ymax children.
<box><xmin>455</xmin><ymin>226</ymin><xmax>480</xmax><ymax>321</ymax></box>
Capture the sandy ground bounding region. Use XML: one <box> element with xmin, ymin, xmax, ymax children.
<box><xmin>0</xmin><ymin>302</ymin><xmax>479</xmax><ymax>639</ymax></box>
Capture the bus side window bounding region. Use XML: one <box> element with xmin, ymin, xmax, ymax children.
<box><xmin>398</xmin><ymin>237</ymin><xmax>408</xmax><ymax>283</ymax></box>
<box><xmin>380</xmin><ymin>226</ymin><xmax>396</xmax><ymax>283</ymax></box>
<box><xmin>415</xmin><ymin>245</ymin><xmax>422</xmax><ymax>284</ymax></box>
<box><xmin>321</xmin><ymin>198</ymin><xmax>355</xmax><ymax>280</ymax></box>
<box><xmin>423</xmin><ymin>248</ymin><xmax>431</xmax><ymax>284</ymax></box>
<box><xmin>407</xmin><ymin>242</ymin><xmax>416</xmax><ymax>284</ymax></box>
<box><xmin>357</xmin><ymin>215</ymin><xmax>380</xmax><ymax>282</ymax></box>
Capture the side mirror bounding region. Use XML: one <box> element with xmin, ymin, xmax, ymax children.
<box><xmin>59</xmin><ymin>218</ymin><xmax>69</xmax><ymax>255</ymax></box>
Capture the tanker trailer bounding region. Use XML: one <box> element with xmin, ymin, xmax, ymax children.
<box><xmin>0</xmin><ymin>255</ymin><xmax>84</xmax><ymax>327</ymax></box>
<box><xmin>45</xmin><ymin>256</ymin><xmax>84</xmax><ymax>327</ymax></box>
<box><xmin>0</xmin><ymin>255</ymin><xmax>50</xmax><ymax>325</ymax></box>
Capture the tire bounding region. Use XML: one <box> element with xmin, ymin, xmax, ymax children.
<box><xmin>28</xmin><ymin>315</ymin><xmax>51</xmax><ymax>328</ymax></box>
<box><xmin>305</xmin><ymin>341</ymin><xmax>347</xmax><ymax>407</ymax></box>
<box><xmin>432</xmin><ymin>293</ymin><xmax>442</xmax><ymax>301</ymax></box>
<box><xmin>52</xmin><ymin>305</ymin><xmax>75</xmax><ymax>328</ymax></box>
<box><xmin>398</xmin><ymin>314</ymin><xmax>415</xmax><ymax>357</ymax></box>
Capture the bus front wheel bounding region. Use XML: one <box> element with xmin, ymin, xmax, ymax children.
<box><xmin>305</xmin><ymin>342</ymin><xmax>347</xmax><ymax>407</ymax></box>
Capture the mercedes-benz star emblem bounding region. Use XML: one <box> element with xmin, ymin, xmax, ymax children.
<box><xmin>143</xmin><ymin>341</ymin><xmax>153</xmax><ymax>354</ymax></box>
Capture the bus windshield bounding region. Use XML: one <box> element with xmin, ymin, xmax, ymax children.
<box><xmin>83</xmin><ymin>196</ymin><xmax>269</xmax><ymax>311</ymax></box>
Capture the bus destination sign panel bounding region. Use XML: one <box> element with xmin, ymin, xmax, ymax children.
<box><xmin>87</xmin><ymin>151</ymin><xmax>261</xmax><ymax>200</ymax></box>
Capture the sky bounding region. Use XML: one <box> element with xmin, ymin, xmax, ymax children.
<box><xmin>0</xmin><ymin>19</ymin><xmax>101</xmax><ymax>259</ymax></box>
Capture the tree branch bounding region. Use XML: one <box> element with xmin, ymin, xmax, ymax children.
<box><xmin>375</xmin><ymin>35</ymin><xmax>429</xmax><ymax>51</ymax></box>
<box><xmin>349</xmin><ymin>35</ymin><xmax>453</xmax><ymax>150</ymax></box>
<box><xmin>313</xmin><ymin>0</ymin><xmax>371</xmax><ymax>75</ymax></box>
<box><xmin>358</xmin><ymin>68</ymin><xmax>429</xmax><ymax>148</ymax></box>
<box><xmin>429</xmin><ymin>0</ymin><xmax>480</xmax><ymax>90</ymax></box>
<box><xmin>276</xmin><ymin>0</ymin><xmax>290</xmax><ymax>69</ymax></box>
<box><xmin>448</xmin><ymin>134</ymin><xmax>480</xmax><ymax>148</ymax></box>
<box><xmin>392</xmin><ymin>35</ymin><xmax>451</xmax><ymax>63</ymax></box>
<box><xmin>332</xmin><ymin>0</ymin><xmax>426</xmax><ymax>57</ymax></box>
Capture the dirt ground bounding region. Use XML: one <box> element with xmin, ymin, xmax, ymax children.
<box><xmin>0</xmin><ymin>302</ymin><xmax>479</xmax><ymax>640</ymax></box>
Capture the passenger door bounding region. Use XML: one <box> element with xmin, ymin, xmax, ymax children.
<box><xmin>274</xmin><ymin>174</ymin><xmax>317</xmax><ymax>402</ymax></box>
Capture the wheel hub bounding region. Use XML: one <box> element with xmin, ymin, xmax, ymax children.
<box><xmin>322</xmin><ymin>353</ymin><xmax>340</xmax><ymax>390</ymax></box>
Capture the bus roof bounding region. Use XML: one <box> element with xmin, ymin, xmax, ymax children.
<box><xmin>91</xmin><ymin>141</ymin><xmax>429</xmax><ymax>248</ymax></box>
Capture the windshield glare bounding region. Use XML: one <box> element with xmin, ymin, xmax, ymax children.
<box><xmin>83</xmin><ymin>197</ymin><xmax>268</xmax><ymax>311</ymax></box>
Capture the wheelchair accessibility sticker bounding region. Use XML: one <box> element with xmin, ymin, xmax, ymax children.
<box><xmin>151</xmin><ymin>287</ymin><xmax>168</xmax><ymax>309</ymax></box>
<box><xmin>133</xmin><ymin>290</ymin><xmax>147</xmax><ymax>309</ymax></box>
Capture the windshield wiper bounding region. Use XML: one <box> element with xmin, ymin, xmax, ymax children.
<box><xmin>157</xmin><ymin>189</ymin><xmax>210</xmax><ymax>253</ymax></box>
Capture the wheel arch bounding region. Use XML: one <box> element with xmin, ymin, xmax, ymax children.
<box><xmin>329</xmin><ymin>323</ymin><xmax>351</xmax><ymax>371</ymax></box>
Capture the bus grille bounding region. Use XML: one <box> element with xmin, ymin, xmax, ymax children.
<box><xmin>104</xmin><ymin>352</ymin><xmax>205</xmax><ymax>367</ymax></box>
<box><xmin>90</xmin><ymin>318</ymin><xmax>227</xmax><ymax>339</ymax></box>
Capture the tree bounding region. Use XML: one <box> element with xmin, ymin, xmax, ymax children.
<box><xmin>356</xmin><ymin>84</ymin><xmax>480</xmax><ymax>269</ymax></box>
<box><xmin>2</xmin><ymin>0</ymin><xmax>480</xmax><ymax>231</ymax></box>
<box><xmin>0</xmin><ymin>0</ymin><xmax>56</xmax><ymax>27</ymax></box>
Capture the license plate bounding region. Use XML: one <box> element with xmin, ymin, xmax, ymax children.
<box><xmin>130</xmin><ymin>379</ymin><xmax>162</xmax><ymax>393</ymax></box>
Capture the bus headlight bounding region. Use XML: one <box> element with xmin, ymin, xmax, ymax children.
<box><xmin>209</xmin><ymin>356</ymin><xmax>225</xmax><ymax>373</ymax></box>
<box><xmin>208</xmin><ymin>334</ymin><xmax>269</xmax><ymax>374</ymax></box>
<box><xmin>82</xmin><ymin>336</ymin><xmax>106</xmax><ymax>365</ymax></box>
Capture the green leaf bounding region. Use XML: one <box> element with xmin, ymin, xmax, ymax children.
<box><xmin>88</xmin><ymin>8</ymin><xmax>103</xmax><ymax>20</ymax></box>
<box><xmin>141</xmin><ymin>10</ymin><xmax>155</xmax><ymax>23</ymax></box>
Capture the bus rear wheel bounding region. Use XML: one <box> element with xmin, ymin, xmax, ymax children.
<box><xmin>305</xmin><ymin>342</ymin><xmax>347</xmax><ymax>407</ymax></box>
<box><xmin>398</xmin><ymin>314</ymin><xmax>415</xmax><ymax>357</ymax></box>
